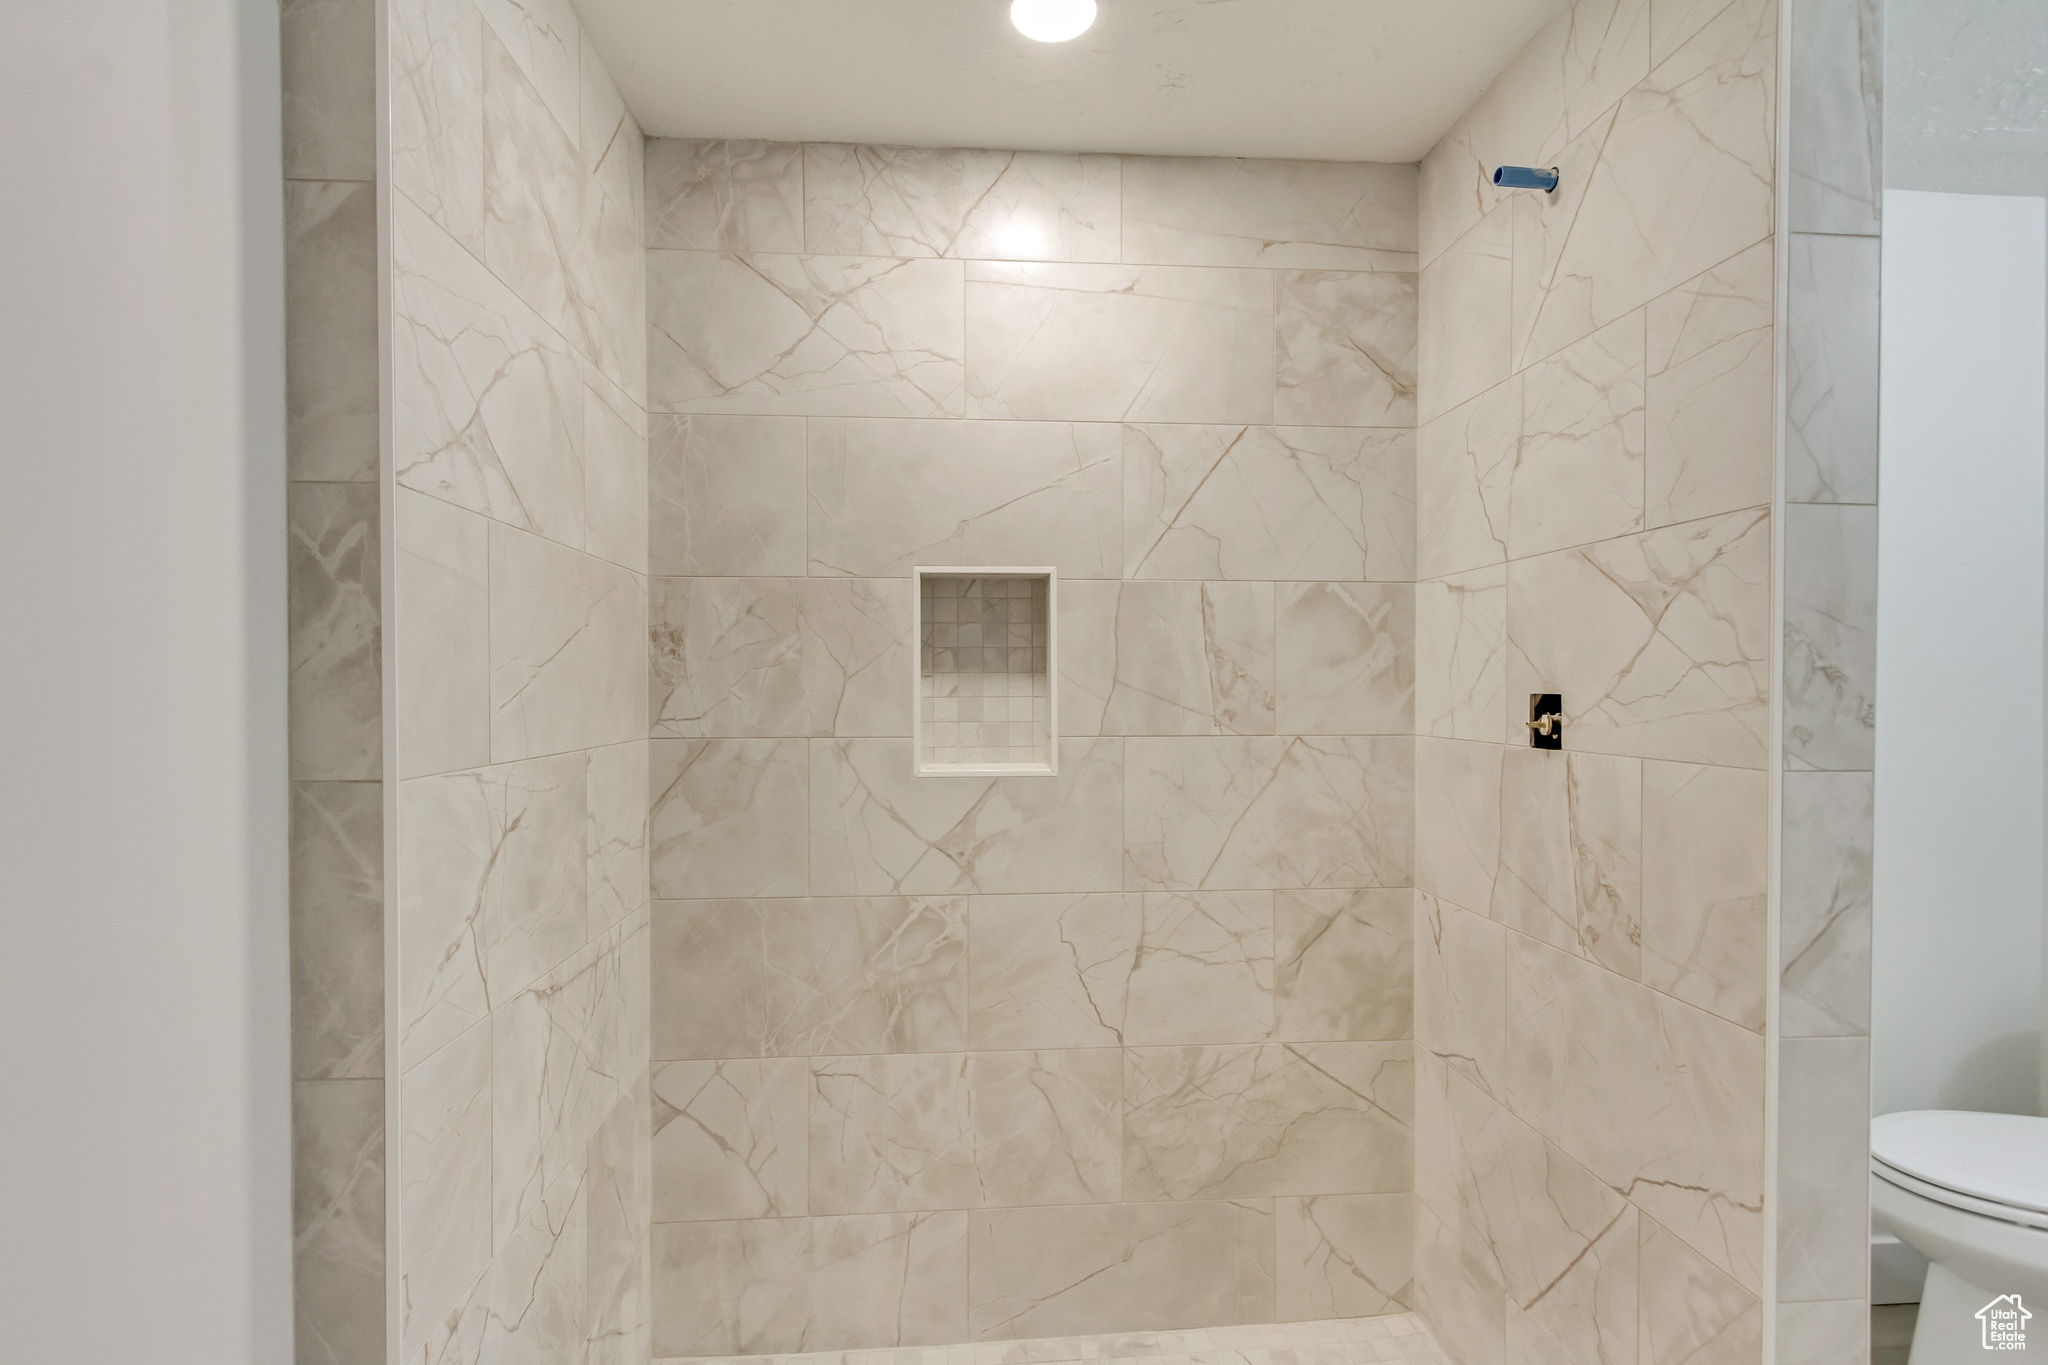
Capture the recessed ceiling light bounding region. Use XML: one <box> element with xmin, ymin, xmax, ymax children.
<box><xmin>1010</xmin><ymin>0</ymin><xmax>1096</xmax><ymax>43</ymax></box>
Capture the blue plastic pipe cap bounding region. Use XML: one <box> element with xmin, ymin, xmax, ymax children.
<box><xmin>1493</xmin><ymin>165</ymin><xmax>1559</xmax><ymax>192</ymax></box>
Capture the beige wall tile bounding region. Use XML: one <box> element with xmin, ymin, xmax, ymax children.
<box><xmin>490</xmin><ymin>524</ymin><xmax>645</xmax><ymax>762</ymax></box>
<box><xmin>1125</xmin><ymin>736</ymin><xmax>1413</xmax><ymax>891</ymax></box>
<box><xmin>649</xmin><ymin>738</ymin><xmax>808</xmax><ymax>899</ymax></box>
<box><xmin>1777</xmin><ymin>1036</ymin><xmax>1872</xmax><ymax>1303</ymax></box>
<box><xmin>391</xmin><ymin>0</ymin><xmax>484</xmax><ymax>253</ymax></box>
<box><xmin>398</xmin><ymin>1019</ymin><xmax>493</xmax><ymax>1361</ymax></box>
<box><xmin>966</xmin><ymin>893</ymin><xmax>1137</xmax><ymax>1051</ymax></box>
<box><xmin>811</xmin><ymin>738</ymin><xmax>1124</xmax><ymax>896</ymax></box>
<box><xmin>1778</xmin><ymin>1298</ymin><xmax>1869</xmax><ymax>1365</ymax></box>
<box><xmin>646</xmin><ymin>140</ymin><xmax>802</xmax><ymax>253</ymax></box>
<box><xmin>810</xmin><ymin>1054</ymin><xmax>976</xmax><ymax>1215</ymax></box>
<box><xmin>1276</xmin><ymin>271</ymin><xmax>1419</xmax><ymax>427</ymax></box>
<box><xmin>290</xmin><ymin>482</ymin><xmax>382</xmax><ymax>781</ymax></box>
<box><xmin>1417</xmin><ymin>566</ymin><xmax>1507</xmax><ymax>743</ymax></box>
<box><xmin>967</xmin><ymin>1049</ymin><xmax>1122</xmax><ymax>1207</ymax></box>
<box><xmin>1126</xmin><ymin>891</ymin><xmax>1276</xmax><ymax>1046</ymax></box>
<box><xmin>1781</xmin><ymin>770</ymin><xmax>1872</xmax><ymax>1037</ymax></box>
<box><xmin>1642</xmin><ymin>761</ymin><xmax>1767</xmax><ymax>1030</ymax></box>
<box><xmin>1638</xmin><ymin>1215</ymin><xmax>1763</xmax><ymax>1365</ymax></box>
<box><xmin>652</xmin><ymin>1058</ymin><xmax>808</xmax><ymax>1222</ymax></box>
<box><xmin>1416</xmin><ymin>894</ymin><xmax>1507</xmax><ymax>1099</ymax></box>
<box><xmin>1276</xmin><ymin>1193</ymin><xmax>1414</xmax><ymax>1318</ymax></box>
<box><xmin>649</xmin><ymin>252</ymin><xmax>963</xmax><ymax>417</ymax></box>
<box><xmin>1122</xmin><ymin>157</ymin><xmax>1417</xmax><ymax>270</ymax></box>
<box><xmin>586</xmin><ymin>738</ymin><xmax>649</xmax><ymax>935</ymax></box>
<box><xmin>1511</xmin><ymin>312</ymin><xmax>1646</xmax><ymax>558</ymax></box>
<box><xmin>1418</xmin><ymin>380</ymin><xmax>1517</xmax><ymax>580</ymax></box>
<box><xmin>1495</xmin><ymin>749</ymin><xmax>1643</xmax><ymax>978</ymax></box>
<box><xmin>653</xmin><ymin>897</ymin><xmax>966</xmax><ymax>1060</ymax></box>
<box><xmin>965</xmin><ymin>262</ymin><xmax>1273</xmax><ymax>424</ymax></box>
<box><xmin>1786</xmin><ymin>233</ymin><xmax>1881</xmax><ymax>503</ymax></box>
<box><xmin>1786</xmin><ymin>0</ymin><xmax>1881</xmax><ymax>235</ymax></box>
<box><xmin>281</xmin><ymin>0</ymin><xmax>375</xmax><ymax>181</ymax></box>
<box><xmin>292</xmin><ymin>1077</ymin><xmax>384</xmax><ymax>1364</ymax></box>
<box><xmin>1125</xmin><ymin>424</ymin><xmax>1415</xmax><ymax>581</ymax></box>
<box><xmin>1415</xmin><ymin>1200</ymin><xmax>1507</xmax><ymax>1365</ymax></box>
<box><xmin>966</xmin><ymin>1201</ymin><xmax>1275</xmax><ymax>1339</ymax></box>
<box><xmin>1783</xmin><ymin>503</ymin><xmax>1877</xmax><ymax>770</ymax></box>
<box><xmin>1416</xmin><ymin>740</ymin><xmax>1503</xmax><ymax>913</ymax></box>
<box><xmin>810</xmin><ymin>417</ymin><xmax>1122</xmax><ymax>578</ymax></box>
<box><xmin>806</xmin><ymin>145</ymin><xmax>1120</xmax><ymax>262</ymax></box>
<box><xmin>1646</xmin><ymin>239</ymin><xmax>1775</xmax><ymax>527</ymax></box>
<box><xmin>285</xmin><ymin>180</ymin><xmax>379</xmax><ymax>481</ymax></box>
<box><xmin>1102</xmin><ymin>581</ymin><xmax>1277</xmax><ymax>736</ymax></box>
<box><xmin>291</xmin><ymin>782</ymin><xmax>384</xmax><ymax>1080</ymax></box>
<box><xmin>1419</xmin><ymin>206</ymin><xmax>1513</xmax><ymax>422</ymax></box>
<box><xmin>1276</xmin><ymin>888</ymin><xmax>1413</xmax><ymax>1042</ymax></box>
<box><xmin>648</xmin><ymin>414</ymin><xmax>808</xmax><ymax>577</ymax></box>
<box><xmin>1276</xmin><ymin>583</ymin><xmax>1413</xmax><ymax>735</ymax></box>
<box><xmin>650</xmin><ymin>577</ymin><xmax>804</xmax><ymax>738</ymax></box>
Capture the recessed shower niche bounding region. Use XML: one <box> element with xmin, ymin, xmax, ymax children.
<box><xmin>913</xmin><ymin>567</ymin><xmax>1056</xmax><ymax>776</ymax></box>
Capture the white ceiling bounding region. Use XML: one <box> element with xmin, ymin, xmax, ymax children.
<box><xmin>573</xmin><ymin>0</ymin><xmax>1569</xmax><ymax>164</ymax></box>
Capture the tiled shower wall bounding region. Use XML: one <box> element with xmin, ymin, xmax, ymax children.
<box><xmin>1410</xmin><ymin>1</ymin><xmax>1777</xmax><ymax>1363</ymax></box>
<box><xmin>1776</xmin><ymin>0</ymin><xmax>1882</xmax><ymax>1360</ymax></box>
<box><xmin>282</xmin><ymin>1</ymin><xmax>384</xmax><ymax>1360</ymax></box>
<box><xmin>384</xmin><ymin>0</ymin><xmax>652</xmax><ymax>1361</ymax></box>
<box><xmin>642</xmin><ymin>144</ymin><xmax>1421</xmax><ymax>1355</ymax></box>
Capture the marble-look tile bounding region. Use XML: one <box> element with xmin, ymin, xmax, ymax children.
<box><xmin>1783</xmin><ymin>504</ymin><xmax>1876</xmax><ymax>770</ymax></box>
<box><xmin>1123</xmin><ymin>1042</ymin><xmax>1411</xmax><ymax>1200</ymax></box>
<box><xmin>1777</xmin><ymin>1299</ymin><xmax>1869</xmax><ymax>1365</ymax></box>
<box><xmin>798</xmin><ymin>579</ymin><xmax>915</xmax><ymax>737</ymax></box>
<box><xmin>493</xmin><ymin>919</ymin><xmax>647</xmax><ymax>1243</ymax></box>
<box><xmin>1276</xmin><ymin>1193</ymin><xmax>1414</xmax><ymax>1319</ymax></box>
<box><xmin>810</xmin><ymin>738</ymin><xmax>1123</xmax><ymax>896</ymax></box>
<box><xmin>654</xmin><ymin>1058</ymin><xmax>804</xmax><ymax>1221</ymax></box>
<box><xmin>649</xmin><ymin>414</ymin><xmax>808</xmax><ymax>577</ymax></box>
<box><xmin>810</xmin><ymin>1053</ymin><xmax>976</xmax><ymax>1215</ymax></box>
<box><xmin>1055</xmin><ymin>579</ymin><xmax>1119</xmax><ymax>738</ymax></box>
<box><xmin>281</xmin><ymin>0</ymin><xmax>374</xmax><ymax>180</ymax></box>
<box><xmin>966</xmin><ymin>893</ymin><xmax>1137</xmax><ymax>1051</ymax></box>
<box><xmin>391</xmin><ymin>0</ymin><xmax>484</xmax><ymax>252</ymax></box>
<box><xmin>1414</xmin><ymin>1201</ymin><xmax>1507</xmax><ymax>1365</ymax></box>
<box><xmin>654</xmin><ymin>1211</ymin><xmax>969</xmax><ymax>1356</ymax></box>
<box><xmin>290</xmin><ymin>483</ymin><xmax>381</xmax><ymax>781</ymax></box>
<box><xmin>1517</xmin><ymin>0</ymin><xmax>1776</xmax><ymax>368</ymax></box>
<box><xmin>579</xmin><ymin>26</ymin><xmax>640</xmax><ymax>219</ymax></box>
<box><xmin>293</xmin><ymin>1077</ymin><xmax>384</xmax><ymax>1365</ymax></box>
<box><xmin>394</xmin><ymin>488</ymin><xmax>490</xmax><ymax>779</ymax></box>
<box><xmin>1415</xmin><ymin>741</ymin><xmax>1502</xmax><ymax>915</ymax></box>
<box><xmin>806</xmin><ymin>144</ymin><xmax>1119</xmax><ymax>262</ymax></box>
<box><xmin>583</xmin><ymin>383</ymin><xmax>647</xmax><ymax>574</ymax></box>
<box><xmin>1416</xmin><ymin>566</ymin><xmax>1507</xmax><ymax>744</ymax></box>
<box><xmin>1419</xmin><ymin>206</ymin><xmax>1512</xmax><ymax>423</ymax></box>
<box><xmin>1637</xmin><ymin>1216</ymin><xmax>1763</xmax><ymax>1365</ymax></box>
<box><xmin>291</xmin><ymin>782</ymin><xmax>384</xmax><ymax>1080</ymax></box>
<box><xmin>399</xmin><ymin>1019</ymin><xmax>493</xmax><ymax>1362</ymax></box>
<box><xmin>483</xmin><ymin>30</ymin><xmax>609</xmax><ymax>382</ymax></box>
<box><xmin>1483</xmin><ymin>0</ymin><xmax>1652</xmax><ymax>167</ymax></box>
<box><xmin>1430</xmin><ymin>1066</ymin><xmax>1638</xmax><ymax>1365</ymax></box>
<box><xmin>650</xmin><ymin>578</ymin><xmax>804</xmax><ymax>738</ymax></box>
<box><xmin>475</xmin><ymin>0</ymin><xmax>578</xmax><ymax>134</ymax></box>
<box><xmin>811</xmin><ymin>418</ymin><xmax>1121</xmax><ymax>579</ymax></box>
<box><xmin>1780</xmin><ymin>770</ymin><xmax>1872</xmax><ymax>1037</ymax></box>
<box><xmin>649</xmin><ymin>252</ymin><xmax>964</xmax><ymax>417</ymax></box>
<box><xmin>1097</xmin><ymin>582</ymin><xmax>1277</xmax><ymax>736</ymax></box>
<box><xmin>392</xmin><ymin>194</ymin><xmax>587</xmax><ymax>546</ymax></box>
<box><xmin>967</xmin><ymin>1200</ymin><xmax>1275</xmax><ymax>1339</ymax></box>
<box><xmin>1504</xmin><ymin>933</ymin><xmax>1765</xmax><ymax>1293</ymax></box>
<box><xmin>1417</xmin><ymin>382</ymin><xmax>1516</xmax><ymax>580</ymax></box>
<box><xmin>480</xmin><ymin>1155</ymin><xmax>589</xmax><ymax>1365</ymax></box>
<box><xmin>1124</xmin><ymin>892</ymin><xmax>1276</xmax><ymax>1046</ymax></box>
<box><xmin>490</xmin><ymin>524</ymin><xmax>645</xmax><ymax>762</ymax></box>
<box><xmin>1275</xmin><ymin>271</ymin><xmax>1419</xmax><ymax>427</ymax></box>
<box><xmin>1641</xmin><ymin>762</ymin><xmax>1766</xmax><ymax>1030</ymax></box>
<box><xmin>1125</xmin><ymin>424</ymin><xmax>1415</xmax><ymax>582</ymax></box>
<box><xmin>965</xmin><ymin>262</ymin><xmax>1273</xmax><ymax>424</ymax></box>
<box><xmin>1417</xmin><ymin>109</ymin><xmax>1497</xmax><ymax>269</ymax></box>
<box><xmin>587</xmin><ymin>1083</ymin><xmax>653</xmax><ymax>1365</ymax></box>
<box><xmin>587</xmin><ymin>739</ymin><xmax>648</xmax><ymax>934</ymax></box>
<box><xmin>967</xmin><ymin>1049</ymin><xmax>1122</xmax><ymax>1207</ymax></box>
<box><xmin>1645</xmin><ymin>240</ymin><xmax>1775</xmax><ymax>528</ymax></box>
<box><xmin>1511</xmin><ymin>313</ymin><xmax>1646</xmax><ymax>558</ymax></box>
<box><xmin>649</xmin><ymin>738</ymin><xmax>808</xmax><ymax>899</ymax></box>
<box><xmin>1125</xmin><ymin>737</ymin><xmax>1412</xmax><ymax>891</ymax></box>
<box><xmin>1785</xmin><ymin>234</ymin><xmax>1880</xmax><ymax>504</ymax></box>
<box><xmin>1789</xmin><ymin>0</ymin><xmax>1882</xmax><ymax>234</ymax></box>
<box><xmin>1494</xmin><ymin>749</ymin><xmax>1644</xmax><ymax>979</ymax></box>
<box><xmin>285</xmin><ymin>180</ymin><xmax>378</xmax><ymax>482</ymax></box>
<box><xmin>398</xmin><ymin>751</ymin><xmax>587</xmax><ymax>1065</ymax></box>
<box><xmin>646</xmin><ymin>140</ymin><xmax>804</xmax><ymax>252</ymax></box>
<box><xmin>1275</xmin><ymin>583</ymin><xmax>1412</xmax><ymax>736</ymax></box>
<box><xmin>654</xmin><ymin>897</ymin><xmax>965</xmax><ymax>1059</ymax></box>
<box><xmin>1275</xmin><ymin>889</ymin><xmax>1412</xmax><ymax>1042</ymax></box>
<box><xmin>1777</xmin><ymin>1036</ymin><xmax>1871</xmax><ymax>1303</ymax></box>
<box><xmin>1507</xmin><ymin>508</ymin><xmax>1770</xmax><ymax>767</ymax></box>
<box><xmin>1122</xmin><ymin>157</ymin><xmax>1417</xmax><ymax>270</ymax></box>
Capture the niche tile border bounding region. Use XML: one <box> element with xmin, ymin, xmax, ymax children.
<box><xmin>914</xmin><ymin>567</ymin><xmax>1058</xmax><ymax>777</ymax></box>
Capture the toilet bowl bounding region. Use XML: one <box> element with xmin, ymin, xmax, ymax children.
<box><xmin>1870</xmin><ymin>1110</ymin><xmax>2048</xmax><ymax>1365</ymax></box>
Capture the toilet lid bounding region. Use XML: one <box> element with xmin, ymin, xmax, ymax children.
<box><xmin>1871</xmin><ymin>1111</ymin><xmax>2048</xmax><ymax>1216</ymax></box>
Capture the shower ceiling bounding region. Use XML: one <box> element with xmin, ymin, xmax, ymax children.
<box><xmin>573</xmin><ymin>0</ymin><xmax>1570</xmax><ymax>162</ymax></box>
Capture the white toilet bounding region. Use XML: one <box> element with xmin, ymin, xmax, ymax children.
<box><xmin>1870</xmin><ymin>1110</ymin><xmax>2048</xmax><ymax>1364</ymax></box>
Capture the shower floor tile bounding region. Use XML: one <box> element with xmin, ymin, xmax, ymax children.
<box><xmin>658</xmin><ymin>1314</ymin><xmax>1449</xmax><ymax>1365</ymax></box>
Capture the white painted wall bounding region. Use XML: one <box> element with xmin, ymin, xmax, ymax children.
<box><xmin>1872</xmin><ymin>188</ymin><xmax>2048</xmax><ymax>1119</ymax></box>
<box><xmin>0</xmin><ymin>2</ymin><xmax>292</xmax><ymax>1360</ymax></box>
